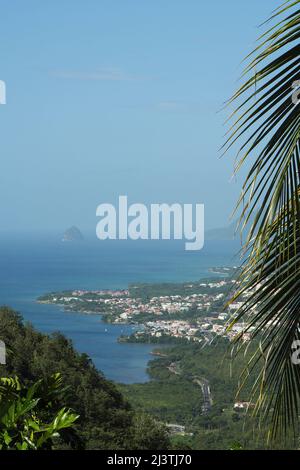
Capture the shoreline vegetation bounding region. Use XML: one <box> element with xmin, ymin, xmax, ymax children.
<box><xmin>0</xmin><ymin>306</ymin><xmax>297</xmax><ymax>449</ymax></box>
<box><xmin>33</xmin><ymin>266</ymin><xmax>297</xmax><ymax>448</ymax></box>
<box><xmin>1</xmin><ymin>264</ymin><xmax>296</xmax><ymax>449</ymax></box>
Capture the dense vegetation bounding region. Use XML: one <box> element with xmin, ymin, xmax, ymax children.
<box><xmin>129</xmin><ymin>278</ymin><xmax>235</xmax><ymax>300</ymax></box>
<box><xmin>0</xmin><ymin>307</ymin><xmax>169</xmax><ymax>450</ymax></box>
<box><xmin>121</xmin><ymin>340</ymin><xmax>298</xmax><ymax>450</ymax></box>
<box><xmin>1</xmin><ymin>306</ymin><xmax>296</xmax><ymax>450</ymax></box>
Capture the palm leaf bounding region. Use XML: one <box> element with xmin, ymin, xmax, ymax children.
<box><xmin>225</xmin><ymin>0</ymin><xmax>300</xmax><ymax>439</ymax></box>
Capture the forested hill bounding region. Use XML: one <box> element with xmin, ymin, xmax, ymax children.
<box><xmin>0</xmin><ymin>307</ymin><xmax>169</xmax><ymax>450</ymax></box>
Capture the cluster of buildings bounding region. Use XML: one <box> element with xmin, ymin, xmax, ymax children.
<box><xmin>113</xmin><ymin>292</ymin><xmax>220</xmax><ymax>321</ymax></box>
<box><xmin>135</xmin><ymin>320</ymin><xmax>202</xmax><ymax>342</ymax></box>
<box><xmin>39</xmin><ymin>275</ymin><xmax>256</xmax><ymax>343</ymax></box>
<box><xmin>129</xmin><ymin>312</ymin><xmax>253</xmax><ymax>343</ymax></box>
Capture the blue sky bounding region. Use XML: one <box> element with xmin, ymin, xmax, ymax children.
<box><xmin>0</xmin><ymin>0</ymin><xmax>277</xmax><ymax>232</ymax></box>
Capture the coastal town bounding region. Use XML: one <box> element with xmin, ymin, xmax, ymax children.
<box><xmin>38</xmin><ymin>267</ymin><xmax>254</xmax><ymax>344</ymax></box>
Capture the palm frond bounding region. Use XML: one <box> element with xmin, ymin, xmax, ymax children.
<box><xmin>226</xmin><ymin>0</ymin><xmax>300</xmax><ymax>439</ymax></box>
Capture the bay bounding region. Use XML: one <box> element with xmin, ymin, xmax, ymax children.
<box><xmin>0</xmin><ymin>233</ymin><xmax>239</xmax><ymax>383</ymax></box>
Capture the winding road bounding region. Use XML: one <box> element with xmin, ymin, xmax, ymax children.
<box><xmin>166</xmin><ymin>361</ymin><xmax>213</xmax><ymax>414</ymax></box>
<box><xmin>193</xmin><ymin>377</ymin><xmax>212</xmax><ymax>414</ymax></box>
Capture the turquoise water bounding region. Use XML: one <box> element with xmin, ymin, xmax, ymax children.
<box><xmin>0</xmin><ymin>233</ymin><xmax>239</xmax><ymax>383</ymax></box>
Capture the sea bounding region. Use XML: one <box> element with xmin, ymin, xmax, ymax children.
<box><xmin>0</xmin><ymin>233</ymin><xmax>239</xmax><ymax>384</ymax></box>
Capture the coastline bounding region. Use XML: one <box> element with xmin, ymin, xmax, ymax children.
<box><xmin>36</xmin><ymin>266</ymin><xmax>238</xmax><ymax>353</ymax></box>
<box><xmin>0</xmin><ymin>238</ymin><xmax>240</xmax><ymax>384</ymax></box>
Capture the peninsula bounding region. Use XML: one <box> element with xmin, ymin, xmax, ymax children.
<box><xmin>37</xmin><ymin>267</ymin><xmax>253</xmax><ymax>344</ymax></box>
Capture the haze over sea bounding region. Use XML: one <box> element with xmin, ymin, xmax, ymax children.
<box><xmin>0</xmin><ymin>233</ymin><xmax>239</xmax><ymax>383</ymax></box>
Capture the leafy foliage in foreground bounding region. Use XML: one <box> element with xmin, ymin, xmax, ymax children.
<box><xmin>0</xmin><ymin>307</ymin><xmax>170</xmax><ymax>449</ymax></box>
<box><xmin>0</xmin><ymin>374</ymin><xmax>79</xmax><ymax>450</ymax></box>
<box><xmin>225</xmin><ymin>0</ymin><xmax>300</xmax><ymax>438</ymax></box>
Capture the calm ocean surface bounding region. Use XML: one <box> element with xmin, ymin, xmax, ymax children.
<box><xmin>0</xmin><ymin>233</ymin><xmax>239</xmax><ymax>383</ymax></box>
